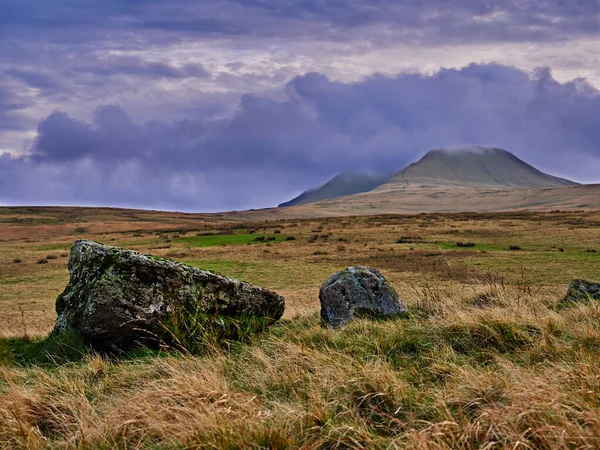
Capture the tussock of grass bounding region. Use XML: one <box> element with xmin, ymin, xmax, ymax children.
<box><xmin>159</xmin><ymin>298</ymin><xmax>277</xmax><ymax>355</ymax></box>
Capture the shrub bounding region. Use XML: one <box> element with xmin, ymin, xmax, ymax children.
<box><xmin>468</xmin><ymin>290</ymin><xmax>502</xmax><ymax>308</ymax></box>
<box><xmin>46</xmin><ymin>255</ymin><xmax>57</xmax><ymax>260</ymax></box>
<box><xmin>37</xmin><ymin>258</ymin><xmax>48</xmax><ymax>265</ymax></box>
<box><xmin>13</xmin><ymin>258</ymin><xmax>22</xmax><ymax>264</ymax></box>
<box><xmin>456</xmin><ymin>242</ymin><xmax>476</xmax><ymax>248</ymax></box>
<box><xmin>254</xmin><ymin>236</ymin><xmax>266</xmax><ymax>242</ymax></box>
<box><xmin>285</xmin><ymin>236</ymin><xmax>296</xmax><ymax>241</ymax></box>
<box><xmin>396</xmin><ymin>236</ymin><xmax>423</xmax><ymax>244</ymax></box>
<box><xmin>509</xmin><ymin>245</ymin><xmax>521</xmax><ymax>251</ymax></box>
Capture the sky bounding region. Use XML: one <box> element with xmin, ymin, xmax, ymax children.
<box><xmin>0</xmin><ymin>0</ymin><xmax>599</xmax><ymax>212</ymax></box>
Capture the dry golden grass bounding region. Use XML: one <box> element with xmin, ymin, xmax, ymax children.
<box><xmin>2</xmin><ymin>207</ymin><xmax>600</xmax><ymax>448</ymax></box>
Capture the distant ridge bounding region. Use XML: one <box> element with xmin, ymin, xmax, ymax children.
<box><xmin>278</xmin><ymin>172</ymin><xmax>387</xmax><ymax>207</ymax></box>
<box><xmin>379</xmin><ymin>147</ymin><xmax>577</xmax><ymax>190</ymax></box>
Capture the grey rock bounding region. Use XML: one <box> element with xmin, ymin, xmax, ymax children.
<box><xmin>561</xmin><ymin>279</ymin><xmax>600</xmax><ymax>306</ymax></box>
<box><xmin>53</xmin><ymin>240</ymin><xmax>285</xmax><ymax>349</ymax></box>
<box><xmin>319</xmin><ymin>266</ymin><xmax>406</xmax><ymax>328</ymax></box>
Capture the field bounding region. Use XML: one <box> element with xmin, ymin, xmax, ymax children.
<box><xmin>2</xmin><ymin>207</ymin><xmax>600</xmax><ymax>448</ymax></box>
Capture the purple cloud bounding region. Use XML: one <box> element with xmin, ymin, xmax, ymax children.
<box><xmin>0</xmin><ymin>63</ymin><xmax>598</xmax><ymax>211</ymax></box>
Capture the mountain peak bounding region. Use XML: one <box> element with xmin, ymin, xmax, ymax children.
<box><xmin>380</xmin><ymin>146</ymin><xmax>576</xmax><ymax>190</ymax></box>
<box><xmin>425</xmin><ymin>146</ymin><xmax>507</xmax><ymax>156</ymax></box>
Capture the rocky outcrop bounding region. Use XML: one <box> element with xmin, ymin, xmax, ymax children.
<box><xmin>319</xmin><ymin>266</ymin><xmax>406</xmax><ymax>328</ymax></box>
<box><xmin>53</xmin><ymin>240</ymin><xmax>285</xmax><ymax>349</ymax></box>
<box><xmin>560</xmin><ymin>279</ymin><xmax>600</xmax><ymax>307</ymax></box>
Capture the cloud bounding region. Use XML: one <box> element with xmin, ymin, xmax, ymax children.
<box><xmin>0</xmin><ymin>82</ymin><xmax>30</xmax><ymax>132</ymax></box>
<box><xmin>2</xmin><ymin>0</ymin><xmax>598</xmax><ymax>42</ymax></box>
<box><xmin>6</xmin><ymin>68</ymin><xmax>62</xmax><ymax>91</ymax></box>
<box><xmin>0</xmin><ymin>63</ymin><xmax>599</xmax><ymax>211</ymax></box>
<box><xmin>71</xmin><ymin>56</ymin><xmax>211</xmax><ymax>80</ymax></box>
<box><xmin>1</xmin><ymin>0</ymin><xmax>598</xmax><ymax>153</ymax></box>
<box><xmin>225</xmin><ymin>0</ymin><xmax>600</xmax><ymax>43</ymax></box>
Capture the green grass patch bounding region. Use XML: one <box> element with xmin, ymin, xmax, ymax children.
<box><xmin>176</xmin><ymin>233</ymin><xmax>286</xmax><ymax>248</ymax></box>
<box><xmin>0</xmin><ymin>329</ymin><xmax>90</xmax><ymax>367</ymax></box>
<box><xmin>186</xmin><ymin>260</ymin><xmax>260</xmax><ymax>281</ymax></box>
<box><xmin>36</xmin><ymin>242</ymin><xmax>73</xmax><ymax>252</ymax></box>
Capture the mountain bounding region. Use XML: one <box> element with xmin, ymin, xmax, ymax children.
<box><xmin>378</xmin><ymin>147</ymin><xmax>577</xmax><ymax>191</ymax></box>
<box><xmin>278</xmin><ymin>147</ymin><xmax>577</xmax><ymax>209</ymax></box>
<box><xmin>278</xmin><ymin>172</ymin><xmax>387</xmax><ymax>207</ymax></box>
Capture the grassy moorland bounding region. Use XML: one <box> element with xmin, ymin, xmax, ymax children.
<box><xmin>2</xmin><ymin>207</ymin><xmax>600</xmax><ymax>448</ymax></box>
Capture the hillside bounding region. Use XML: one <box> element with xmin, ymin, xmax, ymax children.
<box><xmin>379</xmin><ymin>147</ymin><xmax>577</xmax><ymax>191</ymax></box>
<box><xmin>279</xmin><ymin>172</ymin><xmax>386</xmax><ymax>207</ymax></box>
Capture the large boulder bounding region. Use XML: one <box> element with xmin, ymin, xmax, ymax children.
<box><xmin>319</xmin><ymin>266</ymin><xmax>406</xmax><ymax>328</ymax></box>
<box><xmin>560</xmin><ymin>279</ymin><xmax>600</xmax><ymax>307</ymax></box>
<box><xmin>53</xmin><ymin>240</ymin><xmax>285</xmax><ymax>349</ymax></box>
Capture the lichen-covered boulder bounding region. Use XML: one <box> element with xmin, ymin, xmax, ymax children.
<box><xmin>53</xmin><ymin>240</ymin><xmax>285</xmax><ymax>349</ymax></box>
<box><xmin>319</xmin><ymin>266</ymin><xmax>406</xmax><ymax>328</ymax></box>
<box><xmin>560</xmin><ymin>279</ymin><xmax>600</xmax><ymax>307</ymax></box>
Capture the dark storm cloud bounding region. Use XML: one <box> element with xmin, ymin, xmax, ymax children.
<box><xmin>228</xmin><ymin>0</ymin><xmax>600</xmax><ymax>40</ymax></box>
<box><xmin>284</xmin><ymin>65</ymin><xmax>600</xmax><ymax>172</ymax></box>
<box><xmin>1</xmin><ymin>0</ymin><xmax>598</xmax><ymax>44</ymax></box>
<box><xmin>1</xmin><ymin>63</ymin><xmax>599</xmax><ymax>211</ymax></box>
<box><xmin>6</xmin><ymin>68</ymin><xmax>62</xmax><ymax>91</ymax></box>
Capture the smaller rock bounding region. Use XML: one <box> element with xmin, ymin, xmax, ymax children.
<box><xmin>319</xmin><ymin>266</ymin><xmax>406</xmax><ymax>328</ymax></box>
<box><xmin>560</xmin><ymin>279</ymin><xmax>600</xmax><ymax>307</ymax></box>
